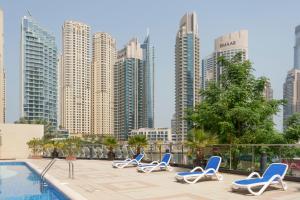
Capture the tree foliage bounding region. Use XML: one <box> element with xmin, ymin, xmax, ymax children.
<box><xmin>27</xmin><ymin>137</ymin><xmax>43</xmax><ymax>156</ymax></box>
<box><xmin>128</xmin><ymin>135</ymin><xmax>148</xmax><ymax>155</ymax></box>
<box><xmin>187</xmin><ymin>53</ymin><xmax>284</xmax><ymax>144</ymax></box>
<box><xmin>284</xmin><ymin>113</ymin><xmax>300</xmax><ymax>143</ymax></box>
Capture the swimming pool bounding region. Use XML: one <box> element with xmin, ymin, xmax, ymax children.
<box><xmin>0</xmin><ymin>162</ymin><xmax>70</xmax><ymax>200</ymax></box>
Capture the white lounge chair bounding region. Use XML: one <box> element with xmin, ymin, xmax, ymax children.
<box><xmin>175</xmin><ymin>156</ymin><xmax>223</xmax><ymax>184</ymax></box>
<box><xmin>137</xmin><ymin>153</ymin><xmax>172</xmax><ymax>173</ymax></box>
<box><xmin>112</xmin><ymin>154</ymin><xmax>144</xmax><ymax>168</ymax></box>
<box><xmin>232</xmin><ymin>163</ymin><xmax>288</xmax><ymax>196</ymax></box>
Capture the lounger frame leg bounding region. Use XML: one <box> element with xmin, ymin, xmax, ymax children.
<box><xmin>183</xmin><ymin>174</ymin><xmax>205</xmax><ymax>184</ymax></box>
<box><xmin>247</xmin><ymin>175</ymin><xmax>287</xmax><ymax>196</ymax></box>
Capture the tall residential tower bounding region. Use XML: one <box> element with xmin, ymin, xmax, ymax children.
<box><xmin>20</xmin><ymin>16</ymin><xmax>57</xmax><ymax>126</ymax></box>
<box><xmin>114</xmin><ymin>37</ymin><xmax>154</xmax><ymax>140</ymax></box>
<box><xmin>141</xmin><ymin>32</ymin><xmax>155</xmax><ymax>128</ymax></box>
<box><xmin>283</xmin><ymin>25</ymin><xmax>300</xmax><ymax>126</ymax></box>
<box><xmin>175</xmin><ymin>12</ymin><xmax>200</xmax><ymax>141</ymax></box>
<box><xmin>294</xmin><ymin>25</ymin><xmax>300</xmax><ymax>69</ymax></box>
<box><xmin>60</xmin><ymin>21</ymin><xmax>91</xmax><ymax>135</ymax></box>
<box><xmin>283</xmin><ymin>69</ymin><xmax>300</xmax><ymax>124</ymax></box>
<box><xmin>0</xmin><ymin>8</ymin><xmax>5</xmax><ymax>123</ymax></box>
<box><xmin>201</xmin><ymin>30</ymin><xmax>248</xmax><ymax>89</ymax></box>
<box><xmin>91</xmin><ymin>32</ymin><xmax>116</xmax><ymax>136</ymax></box>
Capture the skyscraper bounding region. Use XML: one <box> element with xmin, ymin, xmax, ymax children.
<box><xmin>263</xmin><ymin>80</ymin><xmax>273</xmax><ymax>101</ymax></box>
<box><xmin>114</xmin><ymin>38</ymin><xmax>149</xmax><ymax>140</ymax></box>
<box><xmin>201</xmin><ymin>30</ymin><xmax>248</xmax><ymax>89</ymax></box>
<box><xmin>175</xmin><ymin>12</ymin><xmax>200</xmax><ymax>141</ymax></box>
<box><xmin>141</xmin><ymin>32</ymin><xmax>155</xmax><ymax>128</ymax></box>
<box><xmin>91</xmin><ymin>32</ymin><xmax>116</xmax><ymax>136</ymax></box>
<box><xmin>283</xmin><ymin>25</ymin><xmax>300</xmax><ymax>126</ymax></box>
<box><xmin>294</xmin><ymin>25</ymin><xmax>300</xmax><ymax>69</ymax></box>
<box><xmin>20</xmin><ymin>16</ymin><xmax>57</xmax><ymax>126</ymax></box>
<box><xmin>60</xmin><ymin>21</ymin><xmax>91</xmax><ymax>136</ymax></box>
<box><xmin>201</xmin><ymin>53</ymin><xmax>215</xmax><ymax>89</ymax></box>
<box><xmin>283</xmin><ymin>69</ymin><xmax>300</xmax><ymax>124</ymax></box>
<box><xmin>0</xmin><ymin>8</ymin><xmax>5</xmax><ymax>123</ymax></box>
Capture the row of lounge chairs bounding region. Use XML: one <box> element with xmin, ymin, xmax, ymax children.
<box><xmin>112</xmin><ymin>153</ymin><xmax>289</xmax><ymax>196</ymax></box>
<box><xmin>44</xmin><ymin>146</ymin><xmax>137</xmax><ymax>159</ymax></box>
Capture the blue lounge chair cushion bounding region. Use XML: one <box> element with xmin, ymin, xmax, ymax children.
<box><xmin>161</xmin><ymin>153</ymin><xmax>172</xmax><ymax>164</ymax></box>
<box><xmin>139</xmin><ymin>153</ymin><xmax>171</xmax><ymax>168</ymax></box>
<box><xmin>135</xmin><ymin>154</ymin><xmax>144</xmax><ymax>161</ymax></box>
<box><xmin>233</xmin><ymin>163</ymin><xmax>288</xmax><ymax>186</ymax></box>
<box><xmin>234</xmin><ymin>178</ymin><xmax>267</xmax><ymax>185</ymax></box>
<box><xmin>177</xmin><ymin>171</ymin><xmax>205</xmax><ymax>176</ymax></box>
<box><xmin>262</xmin><ymin>163</ymin><xmax>287</xmax><ymax>180</ymax></box>
<box><xmin>176</xmin><ymin>156</ymin><xmax>221</xmax><ymax>177</ymax></box>
<box><xmin>205</xmin><ymin>156</ymin><xmax>221</xmax><ymax>170</ymax></box>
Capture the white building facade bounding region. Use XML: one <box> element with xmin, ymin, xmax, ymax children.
<box><xmin>91</xmin><ymin>32</ymin><xmax>116</xmax><ymax>136</ymax></box>
<box><xmin>60</xmin><ymin>21</ymin><xmax>91</xmax><ymax>135</ymax></box>
<box><xmin>201</xmin><ymin>30</ymin><xmax>248</xmax><ymax>89</ymax></box>
<box><xmin>0</xmin><ymin>8</ymin><xmax>6</xmax><ymax>123</ymax></box>
<box><xmin>129</xmin><ymin>128</ymin><xmax>172</xmax><ymax>142</ymax></box>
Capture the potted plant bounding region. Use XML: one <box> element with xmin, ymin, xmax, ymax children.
<box><xmin>186</xmin><ymin>128</ymin><xmax>217</xmax><ymax>167</ymax></box>
<box><xmin>27</xmin><ymin>138</ymin><xmax>43</xmax><ymax>159</ymax></box>
<box><xmin>103</xmin><ymin>136</ymin><xmax>118</xmax><ymax>160</ymax></box>
<box><xmin>62</xmin><ymin>137</ymin><xmax>81</xmax><ymax>160</ymax></box>
<box><xmin>128</xmin><ymin>135</ymin><xmax>148</xmax><ymax>157</ymax></box>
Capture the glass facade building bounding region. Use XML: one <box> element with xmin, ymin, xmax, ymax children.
<box><xmin>141</xmin><ymin>33</ymin><xmax>155</xmax><ymax>128</ymax></box>
<box><xmin>114</xmin><ymin>37</ymin><xmax>154</xmax><ymax>140</ymax></box>
<box><xmin>175</xmin><ymin>12</ymin><xmax>200</xmax><ymax>141</ymax></box>
<box><xmin>283</xmin><ymin>25</ymin><xmax>300</xmax><ymax>127</ymax></box>
<box><xmin>294</xmin><ymin>25</ymin><xmax>300</xmax><ymax>69</ymax></box>
<box><xmin>20</xmin><ymin>16</ymin><xmax>58</xmax><ymax>126</ymax></box>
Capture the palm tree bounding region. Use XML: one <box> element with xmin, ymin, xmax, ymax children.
<box><xmin>27</xmin><ymin>138</ymin><xmax>43</xmax><ymax>158</ymax></box>
<box><xmin>186</xmin><ymin>128</ymin><xmax>218</xmax><ymax>166</ymax></box>
<box><xmin>128</xmin><ymin>135</ymin><xmax>148</xmax><ymax>156</ymax></box>
<box><xmin>61</xmin><ymin>137</ymin><xmax>82</xmax><ymax>160</ymax></box>
<box><xmin>103</xmin><ymin>136</ymin><xmax>118</xmax><ymax>160</ymax></box>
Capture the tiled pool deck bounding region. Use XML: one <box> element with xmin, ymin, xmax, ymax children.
<box><xmin>26</xmin><ymin>159</ymin><xmax>300</xmax><ymax>200</ymax></box>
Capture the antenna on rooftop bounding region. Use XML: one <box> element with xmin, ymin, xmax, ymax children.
<box><xmin>26</xmin><ymin>9</ymin><xmax>32</xmax><ymax>17</ymax></box>
<box><xmin>146</xmin><ymin>28</ymin><xmax>150</xmax><ymax>37</ymax></box>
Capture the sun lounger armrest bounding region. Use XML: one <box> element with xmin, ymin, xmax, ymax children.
<box><xmin>269</xmin><ymin>174</ymin><xmax>283</xmax><ymax>182</ymax></box>
<box><xmin>247</xmin><ymin>172</ymin><xmax>261</xmax><ymax>179</ymax></box>
<box><xmin>131</xmin><ymin>159</ymin><xmax>139</xmax><ymax>163</ymax></box>
<box><xmin>150</xmin><ymin>160</ymin><xmax>159</xmax><ymax>164</ymax></box>
<box><xmin>205</xmin><ymin>168</ymin><xmax>217</xmax><ymax>174</ymax></box>
<box><xmin>191</xmin><ymin>166</ymin><xmax>205</xmax><ymax>172</ymax></box>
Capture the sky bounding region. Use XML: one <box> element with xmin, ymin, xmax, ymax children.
<box><xmin>1</xmin><ymin>0</ymin><xmax>300</xmax><ymax>131</ymax></box>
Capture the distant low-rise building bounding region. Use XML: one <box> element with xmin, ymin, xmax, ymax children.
<box><xmin>129</xmin><ymin>128</ymin><xmax>172</xmax><ymax>142</ymax></box>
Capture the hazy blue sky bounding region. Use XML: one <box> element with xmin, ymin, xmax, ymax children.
<box><xmin>1</xmin><ymin>0</ymin><xmax>300</xmax><ymax>130</ymax></box>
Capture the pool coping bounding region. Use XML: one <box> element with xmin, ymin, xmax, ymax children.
<box><xmin>0</xmin><ymin>160</ymin><xmax>87</xmax><ymax>200</ymax></box>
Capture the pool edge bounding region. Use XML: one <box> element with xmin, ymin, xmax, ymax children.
<box><xmin>24</xmin><ymin>160</ymin><xmax>88</xmax><ymax>200</ymax></box>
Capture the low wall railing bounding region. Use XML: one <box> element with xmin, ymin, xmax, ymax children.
<box><xmin>43</xmin><ymin>143</ymin><xmax>300</xmax><ymax>179</ymax></box>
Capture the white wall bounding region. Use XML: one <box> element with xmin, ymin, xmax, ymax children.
<box><xmin>0</xmin><ymin>124</ymin><xmax>44</xmax><ymax>159</ymax></box>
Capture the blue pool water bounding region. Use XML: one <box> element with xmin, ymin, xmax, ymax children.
<box><xmin>0</xmin><ymin>162</ymin><xmax>70</xmax><ymax>200</ymax></box>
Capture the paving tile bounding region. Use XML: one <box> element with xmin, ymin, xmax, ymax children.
<box><xmin>26</xmin><ymin>159</ymin><xmax>300</xmax><ymax>200</ymax></box>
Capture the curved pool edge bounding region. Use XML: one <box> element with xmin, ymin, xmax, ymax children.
<box><xmin>24</xmin><ymin>160</ymin><xmax>88</xmax><ymax>200</ymax></box>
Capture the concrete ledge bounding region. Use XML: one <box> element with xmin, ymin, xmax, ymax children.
<box><xmin>26</xmin><ymin>160</ymin><xmax>88</xmax><ymax>200</ymax></box>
